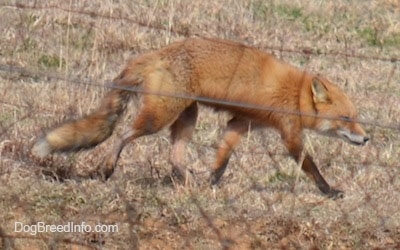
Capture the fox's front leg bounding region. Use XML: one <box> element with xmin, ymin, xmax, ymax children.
<box><xmin>210</xmin><ymin>117</ymin><xmax>250</xmax><ymax>185</ymax></box>
<box><xmin>301</xmin><ymin>154</ymin><xmax>343</xmax><ymax>198</ymax></box>
<box><xmin>284</xmin><ymin>133</ymin><xmax>343</xmax><ymax>198</ymax></box>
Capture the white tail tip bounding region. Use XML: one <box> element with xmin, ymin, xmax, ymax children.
<box><xmin>32</xmin><ymin>138</ymin><xmax>51</xmax><ymax>157</ymax></box>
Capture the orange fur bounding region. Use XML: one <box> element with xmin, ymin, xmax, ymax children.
<box><xmin>32</xmin><ymin>38</ymin><xmax>369</xmax><ymax>198</ymax></box>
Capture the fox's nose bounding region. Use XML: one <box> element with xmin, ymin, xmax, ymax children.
<box><xmin>363</xmin><ymin>137</ymin><xmax>370</xmax><ymax>144</ymax></box>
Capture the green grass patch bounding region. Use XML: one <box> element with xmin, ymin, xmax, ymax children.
<box><xmin>357</xmin><ymin>28</ymin><xmax>400</xmax><ymax>48</ymax></box>
<box><xmin>267</xmin><ymin>171</ymin><xmax>296</xmax><ymax>183</ymax></box>
<box><xmin>21</xmin><ymin>37</ymin><xmax>38</xmax><ymax>51</ymax></box>
<box><xmin>251</xmin><ymin>2</ymin><xmax>303</xmax><ymax>22</ymax></box>
<box><xmin>251</xmin><ymin>1</ymin><xmax>270</xmax><ymax>21</ymax></box>
<box><xmin>383</xmin><ymin>32</ymin><xmax>400</xmax><ymax>48</ymax></box>
<box><xmin>71</xmin><ymin>31</ymin><xmax>95</xmax><ymax>50</ymax></box>
<box><xmin>275</xmin><ymin>4</ymin><xmax>303</xmax><ymax>20</ymax></box>
<box><xmin>358</xmin><ymin>27</ymin><xmax>380</xmax><ymax>46</ymax></box>
<box><xmin>302</xmin><ymin>15</ymin><xmax>331</xmax><ymax>34</ymax></box>
<box><xmin>0</xmin><ymin>113</ymin><xmax>14</xmax><ymax>124</ymax></box>
<box><xmin>38</xmin><ymin>54</ymin><xmax>64</xmax><ymax>69</ymax></box>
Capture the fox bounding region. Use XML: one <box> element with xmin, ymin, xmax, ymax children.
<box><xmin>32</xmin><ymin>37</ymin><xmax>369</xmax><ymax>198</ymax></box>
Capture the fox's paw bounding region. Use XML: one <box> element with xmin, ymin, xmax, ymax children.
<box><xmin>327</xmin><ymin>188</ymin><xmax>344</xmax><ymax>200</ymax></box>
<box><xmin>170</xmin><ymin>167</ymin><xmax>196</xmax><ymax>187</ymax></box>
<box><xmin>90</xmin><ymin>164</ymin><xmax>115</xmax><ymax>181</ymax></box>
<box><xmin>209</xmin><ymin>174</ymin><xmax>218</xmax><ymax>186</ymax></box>
<box><xmin>90</xmin><ymin>169</ymin><xmax>113</xmax><ymax>181</ymax></box>
<box><xmin>209</xmin><ymin>170</ymin><xmax>224</xmax><ymax>186</ymax></box>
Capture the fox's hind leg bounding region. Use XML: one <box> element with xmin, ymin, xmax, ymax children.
<box><xmin>100</xmin><ymin>128</ymin><xmax>144</xmax><ymax>180</ymax></box>
<box><xmin>169</xmin><ymin>102</ymin><xmax>198</xmax><ymax>185</ymax></box>
<box><xmin>210</xmin><ymin>117</ymin><xmax>250</xmax><ymax>185</ymax></box>
<box><xmin>99</xmin><ymin>94</ymin><xmax>193</xmax><ymax>180</ymax></box>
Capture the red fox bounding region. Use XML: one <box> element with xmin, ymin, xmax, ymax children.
<box><xmin>32</xmin><ymin>37</ymin><xmax>369</xmax><ymax>198</ymax></box>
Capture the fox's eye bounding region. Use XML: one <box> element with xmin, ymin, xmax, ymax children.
<box><xmin>340</xmin><ymin>116</ymin><xmax>351</xmax><ymax>121</ymax></box>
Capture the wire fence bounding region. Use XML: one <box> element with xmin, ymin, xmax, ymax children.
<box><xmin>2</xmin><ymin>2</ymin><xmax>399</xmax><ymax>63</ymax></box>
<box><xmin>1</xmin><ymin>2</ymin><xmax>399</xmax><ymax>249</ymax></box>
<box><xmin>0</xmin><ymin>63</ymin><xmax>399</xmax><ymax>132</ymax></box>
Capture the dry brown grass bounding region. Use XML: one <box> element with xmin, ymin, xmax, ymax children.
<box><xmin>1</xmin><ymin>0</ymin><xmax>399</xmax><ymax>249</ymax></box>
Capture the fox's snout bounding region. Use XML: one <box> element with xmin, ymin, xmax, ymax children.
<box><xmin>337</xmin><ymin>127</ymin><xmax>369</xmax><ymax>146</ymax></box>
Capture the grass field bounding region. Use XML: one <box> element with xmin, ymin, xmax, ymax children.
<box><xmin>1</xmin><ymin>0</ymin><xmax>399</xmax><ymax>249</ymax></box>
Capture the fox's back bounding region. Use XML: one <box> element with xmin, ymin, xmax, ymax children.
<box><xmin>164</xmin><ymin>39</ymin><xmax>306</xmax><ymax>118</ymax></box>
<box><xmin>153</xmin><ymin>38</ymin><xmax>298</xmax><ymax>101</ymax></box>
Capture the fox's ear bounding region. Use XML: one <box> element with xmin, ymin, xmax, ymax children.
<box><xmin>311</xmin><ymin>78</ymin><xmax>330</xmax><ymax>103</ymax></box>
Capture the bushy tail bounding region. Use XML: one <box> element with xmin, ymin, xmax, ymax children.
<box><xmin>32</xmin><ymin>84</ymin><xmax>132</xmax><ymax>157</ymax></box>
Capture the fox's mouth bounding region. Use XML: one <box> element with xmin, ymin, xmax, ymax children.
<box><xmin>343</xmin><ymin>137</ymin><xmax>365</xmax><ymax>146</ymax></box>
<box><xmin>337</xmin><ymin>129</ymin><xmax>369</xmax><ymax>146</ymax></box>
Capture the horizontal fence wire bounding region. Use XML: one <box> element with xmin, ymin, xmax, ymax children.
<box><xmin>0</xmin><ymin>63</ymin><xmax>399</xmax><ymax>132</ymax></box>
<box><xmin>2</xmin><ymin>2</ymin><xmax>400</xmax><ymax>63</ymax></box>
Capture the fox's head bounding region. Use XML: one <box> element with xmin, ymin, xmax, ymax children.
<box><xmin>310</xmin><ymin>77</ymin><xmax>369</xmax><ymax>146</ymax></box>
